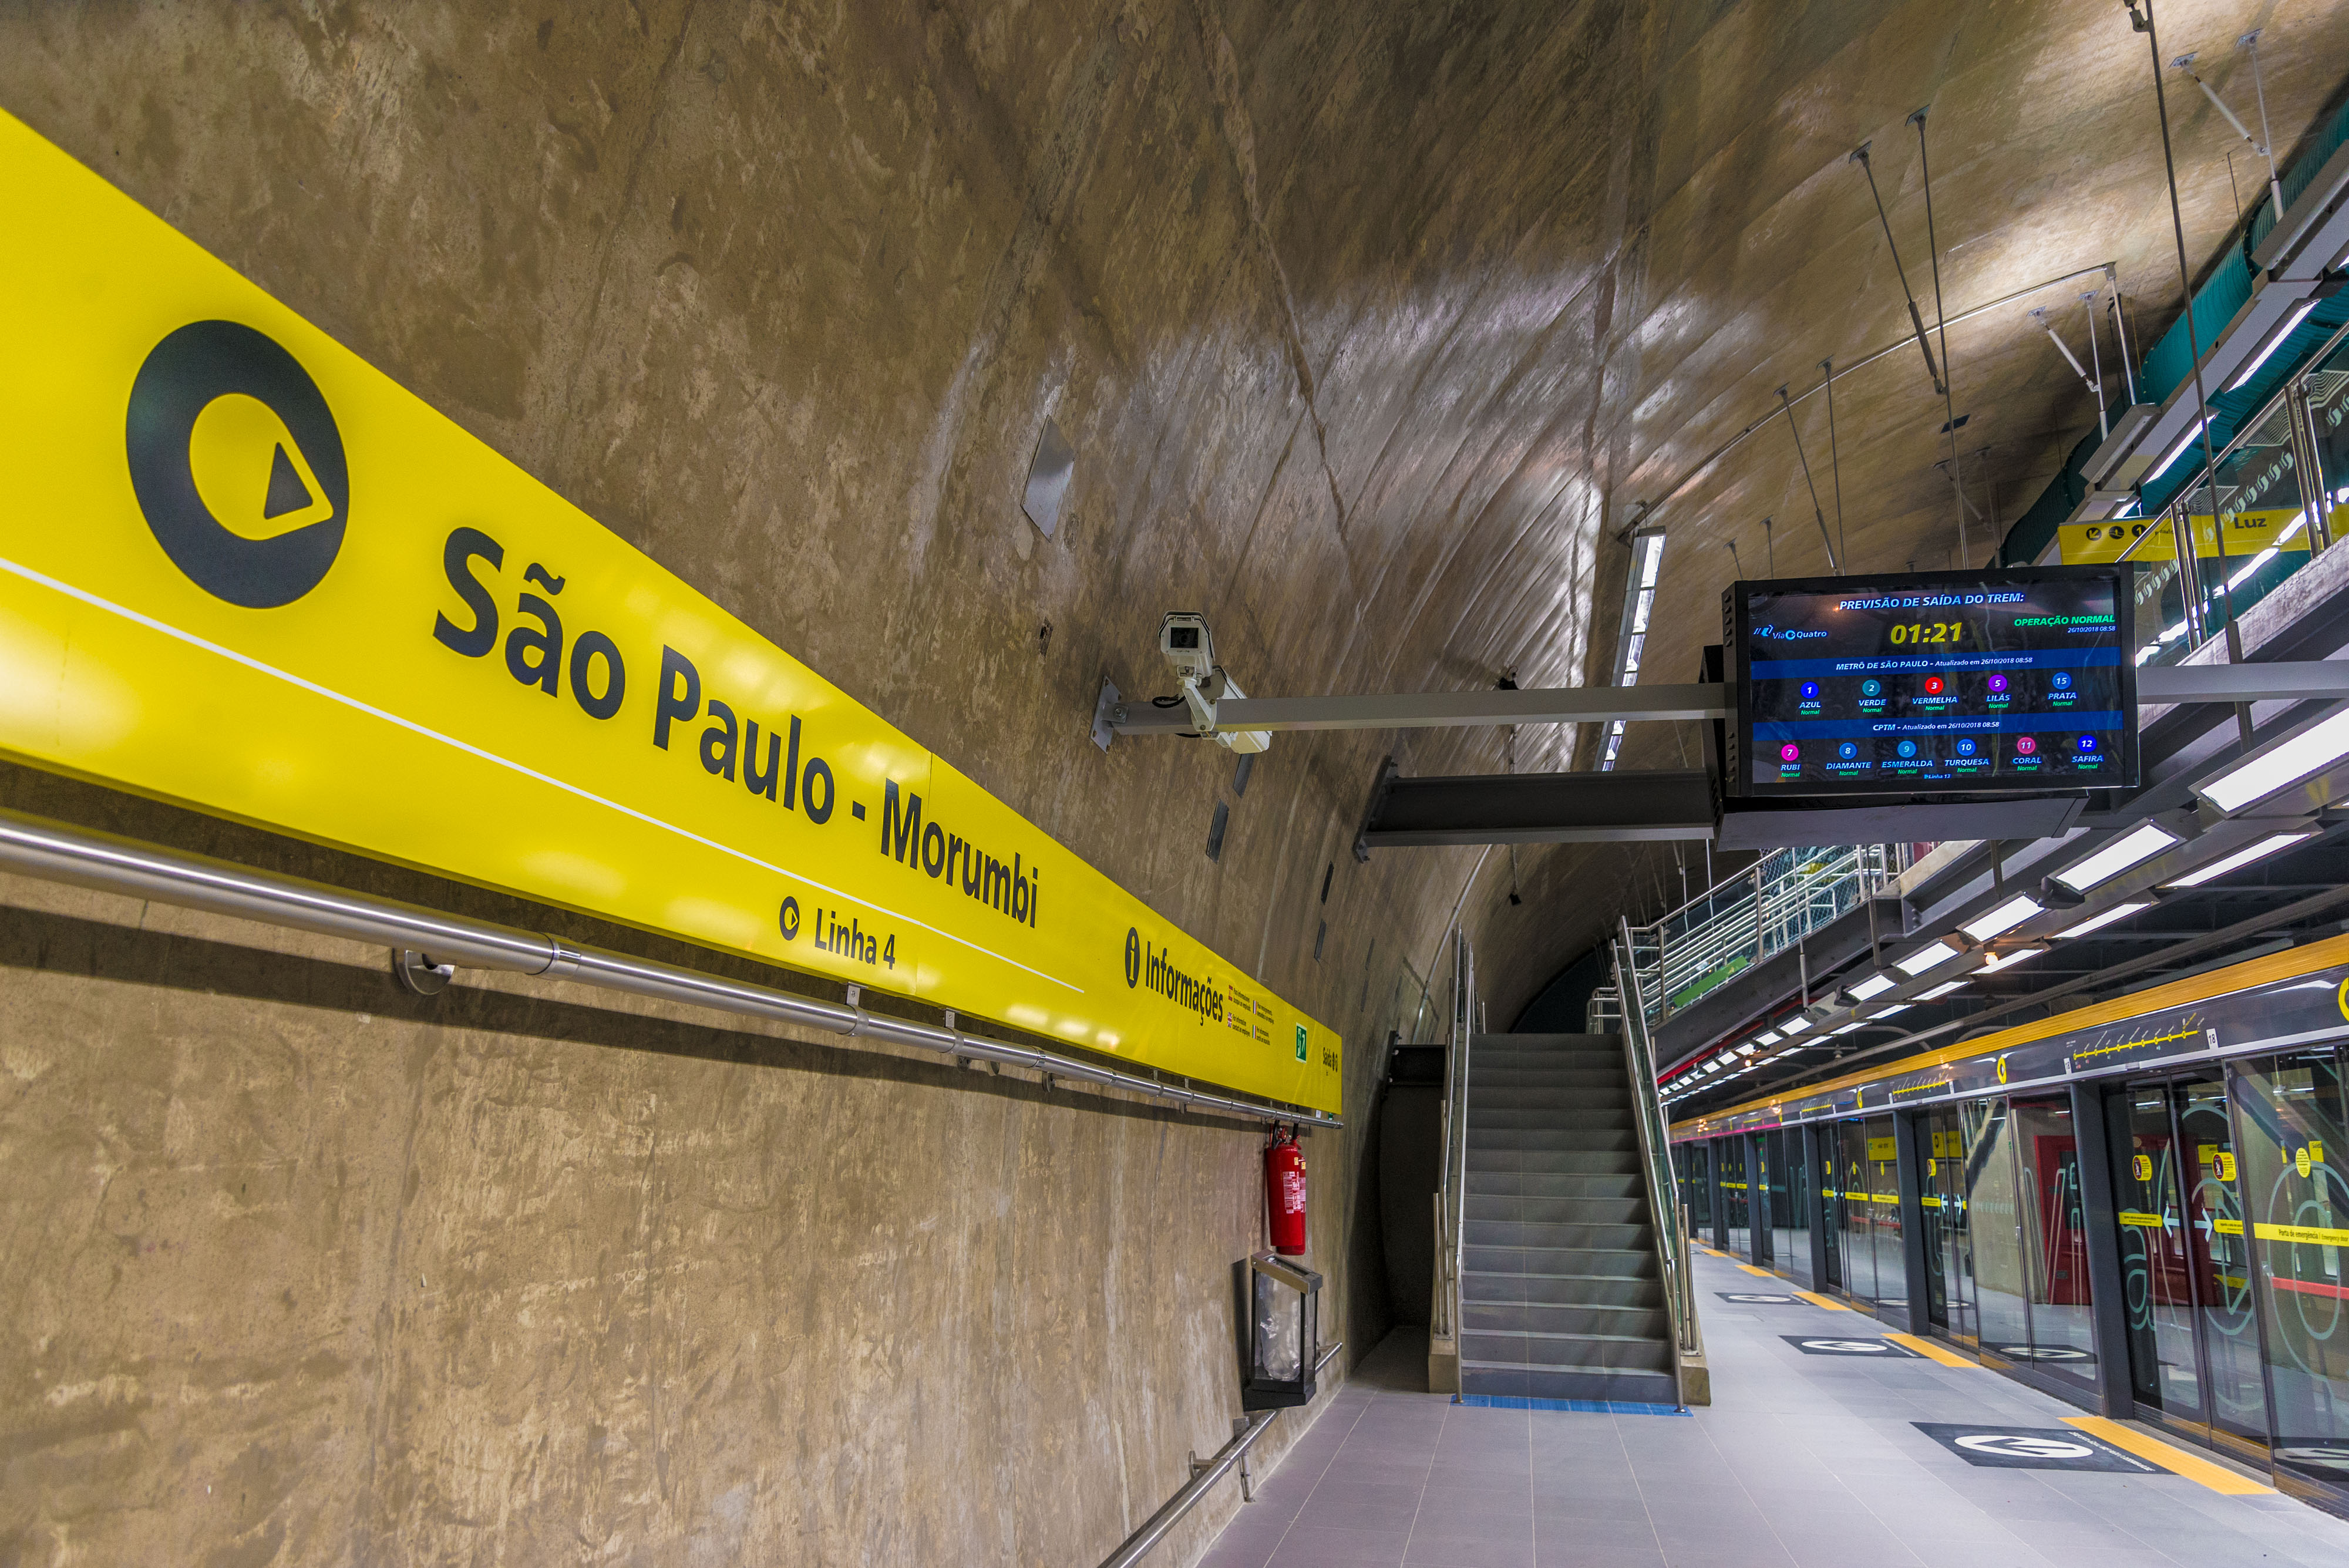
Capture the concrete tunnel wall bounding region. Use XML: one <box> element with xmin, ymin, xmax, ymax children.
<box><xmin>9</xmin><ymin>0</ymin><xmax>2336</xmax><ymax>1559</ymax></box>
<box><xmin>0</xmin><ymin>4</ymin><xmax>1660</xmax><ymax>1563</ymax></box>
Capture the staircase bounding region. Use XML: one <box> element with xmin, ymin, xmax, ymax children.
<box><xmin>1457</xmin><ymin>1033</ymin><xmax>1679</xmax><ymax>1404</ymax></box>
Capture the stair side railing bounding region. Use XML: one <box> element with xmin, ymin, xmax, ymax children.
<box><xmin>1613</xmin><ymin>916</ymin><xmax>1708</xmax><ymax>1407</ymax></box>
<box><xmin>1427</xmin><ymin>927</ymin><xmax>1475</xmax><ymax>1392</ymax></box>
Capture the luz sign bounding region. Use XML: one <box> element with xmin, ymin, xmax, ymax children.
<box><xmin>0</xmin><ymin>112</ymin><xmax>1339</xmax><ymax>1112</ymax></box>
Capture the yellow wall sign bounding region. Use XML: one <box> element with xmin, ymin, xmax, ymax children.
<box><xmin>0</xmin><ymin>113</ymin><xmax>1340</xmax><ymax>1112</ymax></box>
<box><xmin>2058</xmin><ymin>509</ymin><xmax>2311</xmax><ymax>566</ymax></box>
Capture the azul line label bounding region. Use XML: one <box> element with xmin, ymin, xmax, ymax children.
<box><xmin>0</xmin><ymin>111</ymin><xmax>1339</xmax><ymax>1112</ymax></box>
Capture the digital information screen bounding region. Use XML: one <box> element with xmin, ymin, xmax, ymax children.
<box><xmin>1727</xmin><ymin>567</ymin><xmax>2136</xmax><ymax>796</ymax></box>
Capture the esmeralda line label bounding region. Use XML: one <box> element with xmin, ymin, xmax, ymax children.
<box><xmin>0</xmin><ymin>110</ymin><xmax>1340</xmax><ymax>1113</ymax></box>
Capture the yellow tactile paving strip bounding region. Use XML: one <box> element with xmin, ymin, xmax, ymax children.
<box><xmin>2062</xmin><ymin>1416</ymin><xmax>2277</xmax><ymax>1495</ymax></box>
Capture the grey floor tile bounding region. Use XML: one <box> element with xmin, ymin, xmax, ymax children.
<box><xmin>1266</xmin><ymin>1524</ymin><xmax>1409</xmax><ymax>1566</ymax></box>
<box><xmin>1205</xmin><ymin>1253</ymin><xmax>2349</xmax><ymax>1568</ymax></box>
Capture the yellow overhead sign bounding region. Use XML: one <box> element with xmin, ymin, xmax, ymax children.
<box><xmin>2058</xmin><ymin>509</ymin><xmax>2311</xmax><ymax>565</ymax></box>
<box><xmin>0</xmin><ymin>112</ymin><xmax>1339</xmax><ymax>1112</ymax></box>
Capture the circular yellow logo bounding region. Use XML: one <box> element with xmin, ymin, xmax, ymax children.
<box><xmin>1997</xmin><ymin>1055</ymin><xmax>2008</xmax><ymax>1084</ymax></box>
<box><xmin>2336</xmin><ymin>976</ymin><xmax>2349</xmax><ymax>1021</ymax></box>
<box><xmin>2298</xmin><ymin>1146</ymin><xmax>2313</xmax><ymax>1179</ymax></box>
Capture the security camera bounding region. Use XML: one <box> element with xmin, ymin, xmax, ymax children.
<box><xmin>1160</xmin><ymin>612</ymin><xmax>1214</xmax><ymax>684</ymax></box>
<box><xmin>1155</xmin><ymin>611</ymin><xmax>1270</xmax><ymax>754</ymax></box>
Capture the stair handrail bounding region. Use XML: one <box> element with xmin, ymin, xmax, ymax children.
<box><xmin>1613</xmin><ymin>918</ymin><xmax>1700</xmax><ymax>1395</ymax></box>
<box><xmin>1429</xmin><ymin>928</ymin><xmax>1475</xmax><ymax>1371</ymax></box>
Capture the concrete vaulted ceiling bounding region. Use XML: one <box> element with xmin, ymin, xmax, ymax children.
<box><xmin>6</xmin><ymin>0</ymin><xmax>2348</xmax><ymax>1040</ymax></box>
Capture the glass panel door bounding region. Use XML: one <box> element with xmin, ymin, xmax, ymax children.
<box><xmin>1722</xmin><ymin>1136</ymin><xmax>1749</xmax><ymax>1258</ymax></box>
<box><xmin>2118</xmin><ymin>1082</ymin><xmax>2202</xmax><ymax>1425</ymax></box>
<box><xmin>1838</xmin><ymin>1122</ymin><xmax>1875</xmax><ymax>1302</ymax></box>
<box><xmin>1818</xmin><ymin>1125</ymin><xmax>1842</xmax><ymax>1289</ymax></box>
<box><xmin>2233</xmin><ymin>1050</ymin><xmax>2349</xmax><ymax>1493</ymax></box>
<box><xmin>1862</xmin><ymin>1115</ymin><xmax>1902</xmax><ymax>1311</ymax></box>
<box><xmin>1785</xmin><ymin>1125</ymin><xmax>1813</xmax><ymax>1287</ymax></box>
<box><xmin>2179</xmin><ymin>1074</ymin><xmax>2271</xmax><ymax>1452</ymax></box>
<box><xmin>1751</xmin><ymin>1135</ymin><xmax>1773</xmax><ymax>1267</ymax></box>
<box><xmin>1967</xmin><ymin>1097</ymin><xmax>2032</xmax><ymax>1362</ymax></box>
<box><xmin>1924</xmin><ymin>1107</ymin><xmax>1974</xmax><ymax>1342</ymax></box>
<box><xmin>2012</xmin><ymin>1095</ymin><xmax>2098</xmax><ymax>1389</ymax></box>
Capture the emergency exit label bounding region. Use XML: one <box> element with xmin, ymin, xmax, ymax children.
<box><xmin>0</xmin><ymin>111</ymin><xmax>1341</xmax><ymax>1113</ymax></box>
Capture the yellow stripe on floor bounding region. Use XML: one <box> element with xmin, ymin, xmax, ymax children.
<box><xmin>1791</xmin><ymin>1289</ymin><xmax>1850</xmax><ymax>1311</ymax></box>
<box><xmin>1884</xmin><ymin>1331</ymin><xmax>1976</xmax><ymax>1368</ymax></box>
<box><xmin>1737</xmin><ymin>1263</ymin><xmax>1775</xmax><ymax>1278</ymax></box>
<box><xmin>2061</xmin><ymin>1417</ymin><xmax>2276</xmax><ymax>1495</ymax></box>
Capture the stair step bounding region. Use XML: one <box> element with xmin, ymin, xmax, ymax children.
<box><xmin>1466</xmin><ymin>1070</ymin><xmax>1635</xmax><ymax>1098</ymax></box>
<box><xmin>1468</xmin><ymin>1108</ymin><xmax>1632</xmax><ymax>1131</ymax></box>
<box><xmin>1463</xmin><ymin>1271</ymin><xmax>1663</xmax><ymax>1310</ymax></box>
<box><xmin>1463</xmin><ymin>1244</ymin><xmax>1659</xmax><ymax>1278</ymax></box>
<box><xmin>1459</xmin><ymin>1363</ymin><xmax>1680</xmax><ymax>1404</ymax></box>
<box><xmin>1462</xmin><ymin>1085</ymin><xmax>1630</xmax><ymax>1108</ymax></box>
<box><xmin>1465</xmin><ymin>1194</ymin><xmax>1650</xmax><ymax>1226</ymax></box>
<box><xmin>1463</xmin><ymin>1301</ymin><xmax>1672</xmax><ymax>1339</ymax></box>
<box><xmin>1466</xmin><ymin>1170</ymin><xmax>1642</xmax><ymax>1199</ymax></box>
<box><xmin>1463</xmin><ymin>1219</ymin><xmax>1650</xmax><ymax>1251</ymax></box>
<box><xmin>1466</xmin><ymin>1146</ymin><xmax>1640</xmax><ymax>1174</ymax></box>
<box><xmin>1460</xmin><ymin>1329</ymin><xmax>1674</xmax><ymax>1372</ymax></box>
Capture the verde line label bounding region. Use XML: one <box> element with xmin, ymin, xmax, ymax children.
<box><xmin>0</xmin><ymin>110</ymin><xmax>1338</xmax><ymax>1113</ymax></box>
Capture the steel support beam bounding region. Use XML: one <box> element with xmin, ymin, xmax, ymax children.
<box><xmin>1110</xmin><ymin>662</ymin><xmax>2349</xmax><ymax>738</ymax></box>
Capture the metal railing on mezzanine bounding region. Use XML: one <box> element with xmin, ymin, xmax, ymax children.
<box><xmin>1616</xmin><ymin>844</ymin><xmax>1909</xmax><ymax>1028</ymax></box>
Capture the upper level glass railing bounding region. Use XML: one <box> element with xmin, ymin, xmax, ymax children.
<box><xmin>2114</xmin><ymin>315</ymin><xmax>2349</xmax><ymax>668</ymax></box>
<box><xmin>1621</xmin><ymin>844</ymin><xmax>1904</xmax><ymax>1025</ymax></box>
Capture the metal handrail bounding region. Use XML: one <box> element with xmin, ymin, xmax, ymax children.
<box><xmin>1614</xmin><ymin>922</ymin><xmax>1698</xmax><ymax>1379</ymax></box>
<box><xmin>1096</xmin><ymin>1340</ymin><xmax>1343</xmax><ymax>1568</ymax></box>
<box><xmin>0</xmin><ymin>806</ymin><xmax>1341</xmax><ymax>1129</ymax></box>
<box><xmin>1429</xmin><ymin>930</ymin><xmax>1475</xmax><ymax>1356</ymax></box>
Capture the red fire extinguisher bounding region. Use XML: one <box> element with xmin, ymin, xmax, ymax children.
<box><xmin>1266</xmin><ymin>1125</ymin><xmax>1308</xmax><ymax>1257</ymax></box>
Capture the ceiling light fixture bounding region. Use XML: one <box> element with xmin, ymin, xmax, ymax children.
<box><xmin>1917</xmin><ymin>980</ymin><xmax>1967</xmax><ymax>1000</ymax></box>
<box><xmin>2061</xmin><ymin>899</ymin><xmax>2155</xmax><ymax>938</ymax></box>
<box><xmin>2196</xmin><ymin>708</ymin><xmax>2349</xmax><ymax>813</ymax></box>
<box><xmin>2054</xmin><ymin>822</ymin><xmax>2181</xmax><ymax>891</ymax></box>
<box><xmin>2146</xmin><ymin>416</ymin><xmax>2209</xmax><ymax>483</ymax></box>
<box><xmin>2163</xmin><ymin>830</ymin><xmax>2316</xmax><ymax>888</ymax></box>
<box><xmin>1601</xmin><ymin>528</ymin><xmax>1668</xmax><ymax>773</ymax></box>
<box><xmin>1847</xmin><ymin>973</ymin><xmax>1897</xmax><ymax>1001</ymax></box>
<box><xmin>1961</xmin><ymin>893</ymin><xmax>2043</xmax><ymax>941</ymax></box>
<box><xmin>1873</xmin><ymin>1004</ymin><xmax>1912</xmax><ymax>1017</ymax></box>
<box><xmin>1736</xmin><ymin>1042</ymin><xmax>1759</xmax><ymax>1056</ymax></box>
<box><xmin>2227</xmin><ymin>298</ymin><xmax>2318</xmax><ymax>391</ymax></box>
<box><xmin>1780</xmin><ymin>1017</ymin><xmax>1813</xmax><ymax>1034</ymax></box>
<box><xmin>1977</xmin><ymin>947</ymin><xmax>2042</xmax><ymax>973</ymax></box>
<box><xmin>1894</xmin><ymin>940</ymin><xmax>1960</xmax><ymax>975</ymax></box>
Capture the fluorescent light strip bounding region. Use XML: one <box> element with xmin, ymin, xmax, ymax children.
<box><xmin>2199</xmin><ymin>708</ymin><xmax>2349</xmax><ymax>812</ymax></box>
<box><xmin>1847</xmin><ymin>973</ymin><xmax>1897</xmax><ymax>1000</ymax></box>
<box><xmin>1873</xmin><ymin>1004</ymin><xmax>1911</xmax><ymax>1017</ymax></box>
<box><xmin>1894</xmin><ymin>940</ymin><xmax>1960</xmax><ymax>975</ymax></box>
<box><xmin>2055</xmin><ymin>822</ymin><xmax>2180</xmax><ymax>891</ymax></box>
<box><xmin>1917</xmin><ymin>980</ymin><xmax>1967</xmax><ymax>1000</ymax></box>
<box><xmin>2146</xmin><ymin>418</ymin><xmax>2209</xmax><ymax>483</ymax></box>
<box><xmin>2163</xmin><ymin>830</ymin><xmax>2313</xmax><ymax>888</ymax></box>
<box><xmin>1830</xmin><ymin>1022</ymin><xmax>1865</xmax><ymax>1035</ymax></box>
<box><xmin>1961</xmin><ymin>893</ymin><xmax>2042</xmax><ymax>941</ymax></box>
<box><xmin>2062</xmin><ymin>899</ymin><xmax>2154</xmax><ymax>938</ymax></box>
<box><xmin>2228</xmin><ymin>298</ymin><xmax>2318</xmax><ymax>391</ymax></box>
<box><xmin>1978</xmin><ymin>947</ymin><xmax>2041</xmax><ymax>973</ymax></box>
<box><xmin>1755</xmin><ymin>1031</ymin><xmax>1782</xmax><ymax>1046</ymax></box>
<box><xmin>1779</xmin><ymin>1017</ymin><xmax>1812</xmax><ymax>1034</ymax></box>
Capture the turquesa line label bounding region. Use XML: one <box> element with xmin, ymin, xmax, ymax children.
<box><xmin>0</xmin><ymin>110</ymin><xmax>1339</xmax><ymax>1112</ymax></box>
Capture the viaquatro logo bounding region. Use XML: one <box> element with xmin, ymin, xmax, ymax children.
<box><xmin>126</xmin><ymin>319</ymin><xmax>348</xmax><ymax>607</ymax></box>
